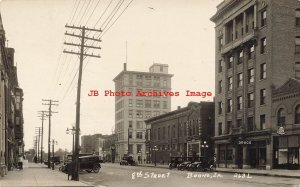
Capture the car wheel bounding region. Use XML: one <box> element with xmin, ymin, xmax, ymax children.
<box><xmin>93</xmin><ymin>165</ymin><xmax>100</xmax><ymax>173</ymax></box>
<box><xmin>86</xmin><ymin>169</ymin><xmax>92</xmax><ymax>173</ymax></box>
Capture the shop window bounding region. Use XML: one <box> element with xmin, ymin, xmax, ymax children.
<box><xmin>227</xmin><ymin>149</ymin><xmax>233</xmax><ymax>160</ymax></box>
<box><xmin>219</xmin><ymin>150</ymin><xmax>225</xmax><ymax>161</ymax></box>
<box><xmin>277</xmin><ymin>108</ymin><xmax>286</xmax><ymax>126</ymax></box>
<box><xmin>259</xmin><ymin>148</ymin><xmax>266</xmax><ymax>165</ymax></box>
<box><xmin>295</xmin><ymin>105</ymin><xmax>300</xmax><ymax>124</ymax></box>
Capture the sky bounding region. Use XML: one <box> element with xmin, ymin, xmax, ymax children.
<box><xmin>0</xmin><ymin>0</ymin><xmax>223</xmax><ymax>152</ymax></box>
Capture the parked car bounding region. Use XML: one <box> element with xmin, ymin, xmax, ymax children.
<box><xmin>64</xmin><ymin>155</ymin><xmax>101</xmax><ymax>173</ymax></box>
<box><xmin>169</xmin><ymin>157</ymin><xmax>184</xmax><ymax>169</ymax></box>
<box><xmin>120</xmin><ymin>156</ymin><xmax>137</xmax><ymax>166</ymax></box>
<box><xmin>177</xmin><ymin>161</ymin><xmax>192</xmax><ymax>171</ymax></box>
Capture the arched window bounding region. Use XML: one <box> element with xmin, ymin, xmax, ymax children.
<box><xmin>277</xmin><ymin>108</ymin><xmax>285</xmax><ymax>126</ymax></box>
<box><xmin>295</xmin><ymin>105</ymin><xmax>300</xmax><ymax>124</ymax></box>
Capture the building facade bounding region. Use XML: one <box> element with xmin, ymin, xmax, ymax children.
<box><xmin>211</xmin><ymin>0</ymin><xmax>300</xmax><ymax>169</ymax></box>
<box><xmin>113</xmin><ymin>63</ymin><xmax>173</xmax><ymax>161</ymax></box>
<box><xmin>145</xmin><ymin>102</ymin><xmax>214</xmax><ymax>164</ymax></box>
<box><xmin>272</xmin><ymin>78</ymin><xmax>300</xmax><ymax>169</ymax></box>
<box><xmin>0</xmin><ymin>14</ymin><xmax>24</xmax><ymax>177</ymax></box>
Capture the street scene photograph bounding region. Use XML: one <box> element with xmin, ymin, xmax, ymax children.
<box><xmin>1</xmin><ymin>0</ymin><xmax>300</xmax><ymax>186</ymax></box>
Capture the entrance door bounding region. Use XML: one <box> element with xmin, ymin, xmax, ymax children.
<box><xmin>237</xmin><ymin>145</ymin><xmax>243</xmax><ymax>169</ymax></box>
<box><xmin>249</xmin><ymin>148</ymin><xmax>257</xmax><ymax>168</ymax></box>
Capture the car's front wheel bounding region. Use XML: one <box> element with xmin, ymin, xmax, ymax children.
<box><xmin>93</xmin><ymin>165</ymin><xmax>100</xmax><ymax>173</ymax></box>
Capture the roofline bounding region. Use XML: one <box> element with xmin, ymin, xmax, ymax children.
<box><xmin>113</xmin><ymin>70</ymin><xmax>174</xmax><ymax>82</ymax></box>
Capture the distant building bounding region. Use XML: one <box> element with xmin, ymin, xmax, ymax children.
<box><xmin>145</xmin><ymin>102</ymin><xmax>214</xmax><ymax>164</ymax></box>
<box><xmin>81</xmin><ymin>134</ymin><xmax>108</xmax><ymax>155</ymax></box>
<box><xmin>211</xmin><ymin>0</ymin><xmax>300</xmax><ymax>169</ymax></box>
<box><xmin>113</xmin><ymin>63</ymin><xmax>173</xmax><ymax>161</ymax></box>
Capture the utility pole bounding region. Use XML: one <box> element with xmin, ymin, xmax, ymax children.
<box><xmin>35</xmin><ymin>127</ymin><xmax>41</xmax><ymax>162</ymax></box>
<box><xmin>37</xmin><ymin>111</ymin><xmax>47</xmax><ymax>164</ymax></box>
<box><xmin>63</xmin><ymin>25</ymin><xmax>101</xmax><ymax>181</ymax></box>
<box><xmin>42</xmin><ymin>99</ymin><xmax>58</xmax><ymax>168</ymax></box>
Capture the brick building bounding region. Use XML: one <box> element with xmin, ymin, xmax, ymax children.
<box><xmin>211</xmin><ymin>0</ymin><xmax>300</xmax><ymax>169</ymax></box>
<box><xmin>113</xmin><ymin>63</ymin><xmax>173</xmax><ymax>161</ymax></box>
<box><xmin>145</xmin><ymin>102</ymin><xmax>214</xmax><ymax>164</ymax></box>
<box><xmin>272</xmin><ymin>78</ymin><xmax>300</xmax><ymax>169</ymax></box>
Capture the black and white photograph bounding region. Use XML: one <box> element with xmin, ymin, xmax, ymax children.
<box><xmin>1</xmin><ymin>0</ymin><xmax>300</xmax><ymax>186</ymax></box>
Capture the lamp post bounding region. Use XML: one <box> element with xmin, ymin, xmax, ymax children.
<box><xmin>201</xmin><ymin>141</ymin><xmax>209</xmax><ymax>157</ymax></box>
<box><xmin>66</xmin><ymin>126</ymin><xmax>76</xmax><ymax>154</ymax></box>
<box><xmin>153</xmin><ymin>146</ymin><xmax>158</xmax><ymax>166</ymax></box>
<box><xmin>50</xmin><ymin>139</ymin><xmax>58</xmax><ymax>170</ymax></box>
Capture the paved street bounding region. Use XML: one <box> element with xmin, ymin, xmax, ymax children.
<box><xmin>80</xmin><ymin>163</ymin><xmax>300</xmax><ymax>187</ymax></box>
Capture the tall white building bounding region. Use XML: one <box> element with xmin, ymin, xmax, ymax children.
<box><xmin>113</xmin><ymin>63</ymin><xmax>173</xmax><ymax>161</ymax></box>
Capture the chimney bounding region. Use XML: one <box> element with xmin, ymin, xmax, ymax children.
<box><xmin>177</xmin><ymin>106</ymin><xmax>181</xmax><ymax>110</ymax></box>
<box><xmin>123</xmin><ymin>63</ymin><xmax>127</xmax><ymax>71</ymax></box>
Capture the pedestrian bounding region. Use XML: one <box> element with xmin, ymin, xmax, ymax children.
<box><xmin>18</xmin><ymin>155</ymin><xmax>23</xmax><ymax>170</ymax></box>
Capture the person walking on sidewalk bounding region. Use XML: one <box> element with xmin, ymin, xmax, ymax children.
<box><xmin>17</xmin><ymin>155</ymin><xmax>23</xmax><ymax>170</ymax></box>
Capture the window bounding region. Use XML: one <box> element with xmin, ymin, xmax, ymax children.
<box><xmin>128</xmin><ymin>110</ymin><xmax>133</xmax><ymax>118</ymax></box>
<box><xmin>162</xmin><ymin>127</ymin><xmax>166</xmax><ymax>139</ymax></box>
<box><xmin>160</xmin><ymin>66</ymin><xmax>163</xmax><ymax>72</ymax></box>
<box><xmin>238</xmin><ymin>50</ymin><xmax>243</xmax><ymax>64</ymax></box>
<box><xmin>237</xmin><ymin>96</ymin><xmax>243</xmax><ymax>110</ymax></box>
<box><xmin>237</xmin><ymin>119</ymin><xmax>242</xmax><ymax>127</ymax></box>
<box><xmin>136</xmin><ymin>74</ymin><xmax>143</xmax><ymax>86</ymax></box>
<box><xmin>261</xmin><ymin>37</ymin><xmax>266</xmax><ymax>54</ymax></box>
<box><xmin>153</xmin><ymin>100</ymin><xmax>160</xmax><ymax>108</ymax></box>
<box><xmin>129</xmin><ymin>121</ymin><xmax>133</xmax><ymax>128</ymax></box>
<box><xmin>227</xmin><ymin>121</ymin><xmax>232</xmax><ymax>134</ymax></box>
<box><xmin>296</xmin><ymin>9</ymin><xmax>300</xmax><ymax>26</ymax></box>
<box><xmin>261</xmin><ymin>9</ymin><xmax>267</xmax><ymax>27</ymax></box>
<box><xmin>295</xmin><ymin>105</ymin><xmax>300</xmax><ymax>124</ymax></box>
<box><xmin>145</xmin><ymin>75</ymin><xmax>152</xmax><ymax>86</ymax></box>
<box><xmin>218</xmin><ymin>102</ymin><xmax>222</xmax><ymax>115</ymax></box>
<box><xmin>145</xmin><ymin>100</ymin><xmax>151</xmax><ymax>108</ymax></box>
<box><xmin>129</xmin><ymin>99</ymin><xmax>133</xmax><ymax>107</ymax></box>
<box><xmin>248</xmin><ymin>92</ymin><xmax>254</xmax><ymax>108</ymax></box>
<box><xmin>163</xmin><ymin>80</ymin><xmax>167</xmax><ymax>87</ymax></box>
<box><xmin>136</xmin><ymin>132</ymin><xmax>143</xmax><ymax>139</ymax></box>
<box><xmin>260</xmin><ymin>63</ymin><xmax>266</xmax><ymax>79</ymax></box>
<box><xmin>227</xmin><ymin>149</ymin><xmax>233</xmax><ymax>160</ymax></box>
<box><xmin>218</xmin><ymin>80</ymin><xmax>222</xmax><ymax>93</ymax></box>
<box><xmin>154</xmin><ymin>76</ymin><xmax>160</xmax><ymax>87</ymax></box>
<box><xmin>247</xmin><ymin>117</ymin><xmax>254</xmax><ymax>131</ymax></box>
<box><xmin>248</xmin><ymin>44</ymin><xmax>255</xmax><ymax>59</ymax></box>
<box><xmin>219</xmin><ymin>60</ymin><xmax>223</xmax><ymax>72</ymax></box>
<box><xmin>136</xmin><ymin>110</ymin><xmax>143</xmax><ymax>118</ymax></box>
<box><xmin>296</xmin><ymin>37</ymin><xmax>300</xmax><ymax>53</ymax></box>
<box><xmin>218</xmin><ymin>123</ymin><xmax>222</xmax><ymax>135</ymax></box>
<box><xmin>228</xmin><ymin>56</ymin><xmax>233</xmax><ymax>69</ymax></box>
<box><xmin>136</xmin><ymin>100</ymin><xmax>143</xmax><ymax>108</ymax></box>
<box><xmin>277</xmin><ymin>108</ymin><xmax>286</xmax><ymax>126</ymax></box>
<box><xmin>218</xmin><ymin>37</ymin><xmax>223</xmax><ymax>51</ymax></box>
<box><xmin>260</xmin><ymin>115</ymin><xmax>266</xmax><ymax>130</ymax></box>
<box><xmin>237</xmin><ymin>73</ymin><xmax>243</xmax><ymax>87</ymax></box>
<box><xmin>129</xmin><ymin>131</ymin><xmax>132</xmax><ymax>139</ymax></box>
<box><xmin>163</xmin><ymin>101</ymin><xmax>167</xmax><ymax>109</ymax></box>
<box><xmin>158</xmin><ymin>128</ymin><xmax>161</xmax><ymax>140</ymax></box>
<box><xmin>228</xmin><ymin>77</ymin><xmax>233</xmax><ymax>90</ymax></box>
<box><xmin>153</xmin><ymin>111</ymin><xmax>160</xmax><ymax>117</ymax></box>
<box><xmin>248</xmin><ymin>68</ymin><xmax>254</xmax><ymax>83</ymax></box>
<box><xmin>260</xmin><ymin>89</ymin><xmax>266</xmax><ymax>105</ymax></box>
<box><xmin>145</xmin><ymin>111</ymin><xmax>151</xmax><ymax>118</ymax></box>
<box><xmin>227</xmin><ymin>99</ymin><xmax>232</xmax><ymax>112</ymax></box>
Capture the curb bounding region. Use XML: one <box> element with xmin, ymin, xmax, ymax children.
<box><xmin>137</xmin><ymin>164</ymin><xmax>300</xmax><ymax>179</ymax></box>
<box><xmin>215</xmin><ymin>169</ymin><xmax>300</xmax><ymax>179</ymax></box>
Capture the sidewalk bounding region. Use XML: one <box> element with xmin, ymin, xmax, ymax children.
<box><xmin>137</xmin><ymin>163</ymin><xmax>300</xmax><ymax>178</ymax></box>
<box><xmin>0</xmin><ymin>162</ymin><xmax>94</xmax><ymax>187</ymax></box>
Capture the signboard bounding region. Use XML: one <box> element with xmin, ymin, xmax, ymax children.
<box><xmin>277</xmin><ymin>126</ymin><xmax>285</xmax><ymax>135</ymax></box>
<box><xmin>238</xmin><ymin>140</ymin><xmax>252</xmax><ymax>145</ymax></box>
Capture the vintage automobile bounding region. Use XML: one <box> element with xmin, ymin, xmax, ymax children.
<box><xmin>64</xmin><ymin>155</ymin><xmax>101</xmax><ymax>173</ymax></box>
<box><xmin>120</xmin><ymin>156</ymin><xmax>137</xmax><ymax>166</ymax></box>
<box><xmin>169</xmin><ymin>157</ymin><xmax>184</xmax><ymax>169</ymax></box>
<box><xmin>177</xmin><ymin>161</ymin><xmax>192</xmax><ymax>171</ymax></box>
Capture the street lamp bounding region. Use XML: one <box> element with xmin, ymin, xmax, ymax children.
<box><xmin>201</xmin><ymin>141</ymin><xmax>209</xmax><ymax>157</ymax></box>
<box><xmin>153</xmin><ymin>146</ymin><xmax>158</xmax><ymax>166</ymax></box>
<box><xmin>66</xmin><ymin>126</ymin><xmax>76</xmax><ymax>154</ymax></box>
<box><xmin>50</xmin><ymin>139</ymin><xmax>58</xmax><ymax>170</ymax></box>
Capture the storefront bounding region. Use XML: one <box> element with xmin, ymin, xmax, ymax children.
<box><xmin>273</xmin><ymin>135</ymin><xmax>300</xmax><ymax>169</ymax></box>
